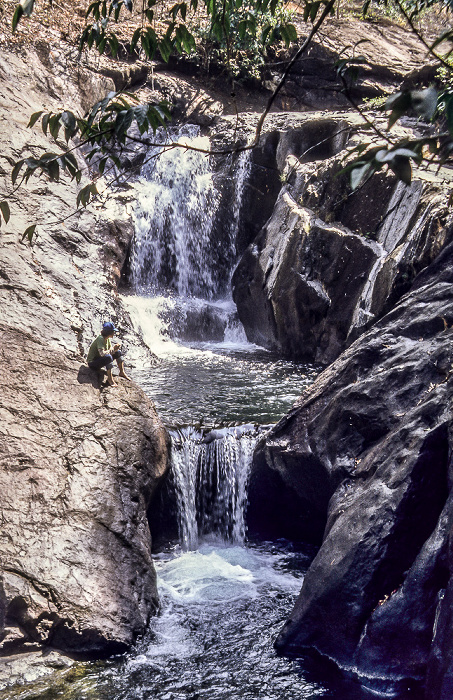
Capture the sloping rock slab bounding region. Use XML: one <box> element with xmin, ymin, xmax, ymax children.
<box><xmin>247</xmin><ymin>243</ymin><xmax>453</xmax><ymax>692</ymax></box>
<box><xmin>0</xmin><ymin>325</ymin><xmax>169</xmax><ymax>656</ymax></box>
<box><xmin>233</xmin><ymin>193</ymin><xmax>381</xmax><ymax>362</ymax></box>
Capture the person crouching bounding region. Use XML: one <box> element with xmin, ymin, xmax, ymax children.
<box><xmin>87</xmin><ymin>322</ymin><xmax>130</xmax><ymax>387</ymax></box>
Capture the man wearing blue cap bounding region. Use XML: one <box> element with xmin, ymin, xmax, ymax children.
<box><xmin>87</xmin><ymin>322</ymin><xmax>130</xmax><ymax>387</ymax></box>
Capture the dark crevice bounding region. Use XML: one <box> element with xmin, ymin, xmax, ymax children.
<box><xmin>363</xmin><ymin>423</ymin><xmax>450</xmax><ymax>613</ymax></box>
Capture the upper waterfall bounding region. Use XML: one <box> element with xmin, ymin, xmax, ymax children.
<box><xmin>129</xmin><ymin>125</ymin><xmax>250</xmax><ymax>301</ymax></box>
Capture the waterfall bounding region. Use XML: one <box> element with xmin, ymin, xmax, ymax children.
<box><xmin>170</xmin><ymin>425</ymin><xmax>261</xmax><ymax>551</ymax></box>
<box><xmin>130</xmin><ymin>125</ymin><xmax>250</xmax><ymax>300</ymax></box>
<box><xmin>125</xmin><ymin>127</ymin><xmax>264</xmax><ymax>551</ymax></box>
<box><xmin>130</xmin><ymin>125</ymin><xmax>220</xmax><ymax>298</ymax></box>
<box><xmin>127</xmin><ymin>125</ymin><xmax>251</xmax><ymax>348</ymax></box>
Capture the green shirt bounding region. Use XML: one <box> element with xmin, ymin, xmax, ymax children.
<box><xmin>87</xmin><ymin>335</ymin><xmax>112</xmax><ymax>364</ymax></box>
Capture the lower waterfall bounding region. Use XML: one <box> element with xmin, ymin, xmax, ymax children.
<box><xmin>170</xmin><ymin>425</ymin><xmax>260</xmax><ymax>550</ymax></box>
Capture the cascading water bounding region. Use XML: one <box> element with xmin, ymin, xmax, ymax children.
<box><xmin>96</xmin><ymin>127</ymin><xmax>368</xmax><ymax>700</ymax></box>
<box><xmin>7</xmin><ymin>128</ymin><xmax>417</xmax><ymax>700</ymax></box>
<box><xmin>170</xmin><ymin>425</ymin><xmax>261</xmax><ymax>551</ymax></box>
<box><xmin>130</xmin><ymin>125</ymin><xmax>222</xmax><ymax>298</ymax></box>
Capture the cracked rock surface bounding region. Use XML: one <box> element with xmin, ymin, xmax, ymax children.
<box><xmin>0</xmin><ymin>46</ymin><xmax>170</xmax><ymax>659</ymax></box>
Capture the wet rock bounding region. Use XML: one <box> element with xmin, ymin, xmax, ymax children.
<box><xmin>233</xmin><ymin>118</ymin><xmax>453</xmax><ymax>363</ymax></box>
<box><xmin>0</xmin><ymin>649</ymin><xmax>76</xmax><ymax>693</ymax></box>
<box><xmin>234</xmin><ymin>195</ymin><xmax>380</xmax><ymax>361</ymax></box>
<box><xmin>0</xmin><ymin>325</ymin><xmax>169</xmax><ymax>656</ymax></box>
<box><xmin>247</xmin><ymin>242</ymin><xmax>453</xmax><ymax>690</ymax></box>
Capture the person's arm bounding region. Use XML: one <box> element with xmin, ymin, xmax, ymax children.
<box><xmin>96</xmin><ymin>336</ymin><xmax>108</xmax><ymax>356</ymax></box>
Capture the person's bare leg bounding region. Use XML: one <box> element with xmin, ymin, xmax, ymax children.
<box><xmin>107</xmin><ymin>368</ymin><xmax>117</xmax><ymax>386</ymax></box>
<box><xmin>117</xmin><ymin>359</ymin><xmax>130</xmax><ymax>380</ymax></box>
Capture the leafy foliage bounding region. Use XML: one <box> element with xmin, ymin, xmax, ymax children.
<box><xmin>77</xmin><ymin>0</ymin><xmax>298</xmax><ymax>72</ymax></box>
<box><xmin>6</xmin><ymin>0</ymin><xmax>300</xmax><ymax>240</ymax></box>
<box><xmin>5</xmin><ymin>0</ymin><xmax>453</xmax><ymax>242</ymax></box>
<box><xmin>343</xmin><ymin>86</ymin><xmax>453</xmax><ymax>187</ymax></box>
<box><xmin>3</xmin><ymin>92</ymin><xmax>171</xmax><ymax>239</ymax></box>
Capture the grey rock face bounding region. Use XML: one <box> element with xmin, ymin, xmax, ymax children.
<box><xmin>265</xmin><ymin>18</ymin><xmax>437</xmax><ymax>111</ymax></box>
<box><xmin>0</xmin><ymin>326</ymin><xmax>169</xmax><ymax>655</ymax></box>
<box><xmin>234</xmin><ymin>195</ymin><xmax>381</xmax><ymax>361</ymax></box>
<box><xmin>247</xmin><ymin>242</ymin><xmax>453</xmax><ymax>692</ymax></box>
<box><xmin>0</xmin><ymin>47</ymin><xmax>170</xmax><ymax>659</ymax></box>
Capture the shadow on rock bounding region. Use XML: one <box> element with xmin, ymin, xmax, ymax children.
<box><xmin>77</xmin><ymin>365</ymin><xmax>100</xmax><ymax>388</ymax></box>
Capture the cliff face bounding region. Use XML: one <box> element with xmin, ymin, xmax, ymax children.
<box><xmin>233</xmin><ymin>119</ymin><xmax>453</xmax><ymax>364</ymax></box>
<box><xmin>0</xmin><ymin>46</ymin><xmax>170</xmax><ymax>658</ymax></box>
<box><xmin>1</xmin><ymin>8</ymin><xmax>451</xmax><ymax>695</ymax></box>
<box><xmin>247</xmin><ymin>242</ymin><xmax>453</xmax><ymax>696</ymax></box>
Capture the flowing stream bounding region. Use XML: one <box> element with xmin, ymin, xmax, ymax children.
<box><xmin>9</xmin><ymin>128</ymin><xmax>420</xmax><ymax>700</ymax></box>
<box><xmin>107</xmin><ymin>127</ymin><xmax>342</xmax><ymax>700</ymax></box>
<box><xmin>107</xmin><ymin>128</ymin><xmax>419</xmax><ymax>700</ymax></box>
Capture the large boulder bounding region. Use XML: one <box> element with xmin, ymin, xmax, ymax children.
<box><xmin>0</xmin><ymin>325</ymin><xmax>169</xmax><ymax>656</ymax></box>
<box><xmin>247</xmin><ymin>242</ymin><xmax>453</xmax><ymax>694</ymax></box>
<box><xmin>0</xmin><ymin>45</ymin><xmax>170</xmax><ymax>660</ymax></box>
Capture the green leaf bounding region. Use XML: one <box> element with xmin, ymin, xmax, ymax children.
<box><xmin>11</xmin><ymin>159</ymin><xmax>25</xmax><ymax>185</ymax></box>
<box><xmin>309</xmin><ymin>1</ymin><xmax>321</xmax><ymax>22</ymax></box>
<box><xmin>77</xmin><ymin>183</ymin><xmax>97</xmax><ymax>208</ymax></box>
<box><xmin>141</xmin><ymin>32</ymin><xmax>151</xmax><ymax>57</ymax></box>
<box><xmin>22</xmin><ymin>224</ymin><xmax>37</xmax><ymax>243</ymax></box>
<box><xmin>48</xmin><ymin>114</ymin><xmax>61</xmax><ymax>141</ymax></box>
<box><xmin>46</xmin><ymin>158</ymin><xmax>60</xmax><ymax>181</ymax></box>
<box><xmin>159</xmin><ymin>37</ymin><xmax>173</xmax><ymax>62</ymax></box>
<box><xmin>42</xmin><ymin>112</ymin><xmax>50</xmax><ymax>135</ymax></box>
<box><xmin>389</xmin><ymin>155</ymin><xmax>412</xmax><ymax>185</ymax></box>
<box><xmin>350</xmin><ymin>161</ymin><xmax>374</xmax><ymax>189</ymax></box>
<box><xmin>410</xmin><ymin>87</ymin><xmax>438</xmax><ymax>122</ymax></box>
<box><xmin>98</xmin><ymin>36</ymin><xmax>107</xmax><ymax>54</ymax></box>
<box><xmin>384</xmin><ymin>91</ymin><xmax>412</xmax><ymax>129</ymax></box>
<box><xmin>86</xmin><ymin>1</ymin><xmax>100</xmax><ymax>18</ymax></box>
<box><xmin>12</xmin><ymin>5</ymin><xmax>24</xmax><ymax>31</ymax></box>
<box><xmin>28</xmin><ymin>111</ymin><xmax>44</xmax><ymax>128</ymax></box>
<box><xmin>444</xmin><ymin>93</ymin><xmax>453</xmax><ymax>136</ymax></box>
<box><xmin>0</xmin><ymin>200</ymin><xmax>11</xmax><ymax>224</ymax></box>
<box><xmin>282</xmin><ymin>25</ymin><xmax>293</xmax><ymax>47</ymax></box>
<box><xmin>98</xmin><ymin>157</ymin><xmax>108</xmax><ymax>175</ymax></box>
<box><xmin>109</xmin><ymin>34</ymin><xmax>119</xmax><ymax>58</ymax></box>
<box><xmin>261</xmin><ymin>22</ymin><xmax>272</xmax><ymax>45</ymax></box>
<box><xmin>134</xmin><ymin>104</ymin><xmax>148</xmax><ymax>127</ymax></box>
<box><xmin>285</xmin><ymin>23</ymin><xmax>298</xmax><ymax>43</ymax></box>
<box><xmin>131</xmin><ymin>26</ymin><xmax>142</xmax><ymax>52</ymax></box>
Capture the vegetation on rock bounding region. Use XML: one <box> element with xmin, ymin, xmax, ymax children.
<box><xmin>0</xmin><ymin>0</ymin><xmax>452</xmax><ymax>242</ymax></box>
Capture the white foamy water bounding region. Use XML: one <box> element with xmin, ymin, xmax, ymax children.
<box><xmin>130</xmin><ymin>127</ymin><xmax>220</xmax><ymax>298</ymax></box>
<box><xmin>125</xmin><ymin>542</ymin><xmax>305</xmax><ymax>672</ymax></box>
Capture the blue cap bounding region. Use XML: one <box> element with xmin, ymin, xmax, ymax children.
<box><xmin>103</xmin><ymin>322</ymin><xmax>118</xmax><ymax>334</ymax></box>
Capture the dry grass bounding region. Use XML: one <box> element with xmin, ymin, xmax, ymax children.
<box><xmin>0</xmin><ymin>0</ymin><xmax>192</xmax><ymax>50</ymax></box>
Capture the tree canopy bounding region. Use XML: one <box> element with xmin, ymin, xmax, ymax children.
<box><xmin>1</xmin><ymin>0</ymin><xmax>453</xmax><ymax>239</ymax></box>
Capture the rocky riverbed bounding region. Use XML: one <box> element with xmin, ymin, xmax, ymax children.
<box><xmin>1</xmin><ymin>7</ymin><xmax>453</xmax><ymax>699</ymax></box>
